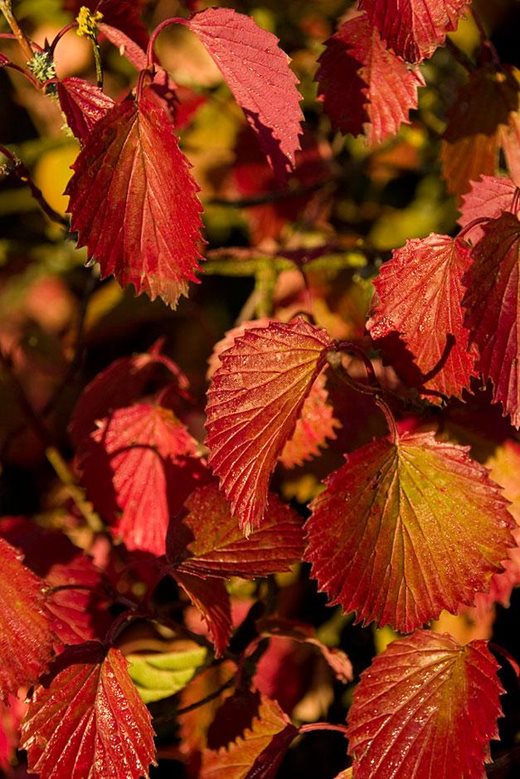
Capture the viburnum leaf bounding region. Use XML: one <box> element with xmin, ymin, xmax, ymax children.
<box><xmin>20</xmin><ymin>643</ymin><xmax>156</xmax><ymax>778</ymax></box>
<box><xmin>0</xmin><ymin>537</ymin><xmax>53</xmax><ymax>702</ymax></box>
<box><xmin>346</xmin><ymin>630</ymin><xmax>503</xmax><ymax>778</ymax></box>
<box><xmin>304</xmin><ymin>430</ymin><xmax>514</xmax><ymax>632</ymax></box>
<box><xmin>184</xmin><ymin>7</ymin><xmax>303</xmax><ymax>180</ymax></box>
<box><xmin>206</xmin><ymin>317</ymin><xmax>332</xmax><ymax>533</ymax></box>
<box><xmin>462</xmin><ymin>212</ymin><xmax>520</xmax><ymax>427</ymax></box>
<box><xmin>458</xmin><ymin>175</ymin><xmax>519</xmax><ymax>243</ymax></box>
<box><xmin>127</xmin><ymin>643</ymin><xmax>207</xmax><ymax>703</ymax></box>
<box><xmin>441</xmin><ymin>65</ymin><xmax>520</xmax><ymax>196</ymax></box>
<box><xmin>69</xmin><ymin>343</ymin><xmax>189</xmax><ymax>447</ymax></box>
<box><xmin>78</xmin><ymin>403</ymin><xmax>199</xmax><ymax>555</ymax></box>
<box><xmin>279</xmin><ymin>372</ymin><xmax>340</xmax><ymax>468</ymax></box>
<box><xmin>359</xmin><ymin>0</ymin><xmax>470</xmax><ymax>62</ymax></box>
<box><xmin>173</xmin><ymin>570</ymin><xmax>232</xmax><ymax>657</ymax></box>
<box><xmin>200</xmin><ymin>692</ymin><xmax>298</xmax><ymax>779</ymax></box>
<box><xmin>167</xmin><ymin>482</ymin><xmax>304</xmax><ymax>578</ymax></box>
<box><xmin>56</xmin><ymin>78</ymin><xmax>114</xmax><ymax>145</ymax></box>
<box><xmin>66</xmin><ymin>85</ymin><xmax>204</xmax><ymax>308</ymax></box>
<box><xmin>367</xmin><ymin>234</ymin><xmax>478</xmax><ymax>398</ymax></box>
<box><xmin>316</xmin><ymin>12</ymin><xmax>425</xmax><ymax>145</ymax></box>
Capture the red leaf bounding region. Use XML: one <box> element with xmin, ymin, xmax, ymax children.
<box><xmin>279</xmin><ymin>372</ymin><xmax>340</xmax><ymax>468</ymax></box>
<box><xmin>65</xmin><ymin>1</ymin><xmax>149</xmax><ymax>49</ymax></box>
<box><xmin>78</xmin><ymin>403</ymin><xmax>199</xmax><ymax>555</ymax></box>
<box><xmin>346</xmin><ymin>630</ymin><xmax>503</xmax><ymax>778</ymax></box>
<box><xmin>359</xmin><ymin>0</ymin><xmax>470</xmax><ymax>62</ymax></box>
<box><xmin>463</xmin><ymin>212</ymin><xmax>520</xmax><ymax>427</ymax></box>
<box><xmin>20</xmin><ymin>643</ymin><xmax>156</xmax><ymax>778</ymax></box>
<box><xmin>167</xmin><ymin>483</ymin><xmax>304</xmax><ymax>578</ymax></box>
<box><xmin>458</xmin><ymin>175</ymin><xmax>519</xmax><ymax>243</ymax></box>
<box><xmin>98</xmin><ymin>22</ymin><xmax>147</xmax><ymax>70</ymax></box>
<box><xmin>0</xmin><ymin>696</ymin><xmax>24</xmax><ymax>772</ymax></box>
<box><xmin>316</xmin><ymin>12</ymin><xmax>424</xmax><ymax>144</ymax></box>
<box><xmin>69</xmin><ymin>344</ymin><xmax>189</xmax><ymax>447</ymax></box>
<box><xmin>173</xmin><ymin>570</ymin><xmax>231</xmax><ymax>657</ymax></box>
<box><xmin>56</xmin><ymin>77</ymin><xmax>114</xmax><ymax>145</ymax></box>
<box><xmin>0</xmin><ymin>517</ymin><xmax>109</xmax><ymax>648</ymax></box>
<box><xmin>206</xmin><ymin>317</ymin><xmax>332</xmax><ymax>533</ymax></box>
<box><xmin>185</xmin><ymin>8</ymin><xmax>303</xmax><ymax>181</ymax></box>
<box><xmin>441</xmin><ymin>65</ymin><xmax>520</xmax><ymax>196</ymax></box>
<box><xmin>200</xmin><ymin>692</ymin><xmax>298</xmax><ymax>778</ymax></box>
<box><xmin>367</xmin><ymin>234</ymin><xmax>478</xmax><ymax>398</ymax></box>
<box><xmin>304</xmin><ymin>430</ymin><xmax>514</xmax><ymax>632</ymax></box>
<box><xmin>0</xmin><ymin>538</ymin><xmax>53</xmax><ymax>702</ymax></box>
<box><xmin>66</xmin><ymin>86</ymin><xmax>204</xmax><ymax>308</ymax></box>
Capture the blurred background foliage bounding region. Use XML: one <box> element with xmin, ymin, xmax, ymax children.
<box><xmin>1</xmin><ymin>1</ymin><xmax>520</xmax><ymax>776</ymax></box>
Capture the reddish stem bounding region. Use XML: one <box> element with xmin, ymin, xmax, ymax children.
<box><xmin>48</xmin><ymin>22</ymin><xmax>77</xmax><ymax>56</ymax></box>
<box><xmin>146</xmin><ymin>16</ymin><xmax>185</xmax><ymax>67</ymax></box>
<box><xmin>300</xmin><ymin>723</ymin><xmax>349</xmax><ymax>736</ymax></box>
<box><xmin>375</xmin><ymin>396</ymin><xmax>398</xmax><ymax>444</ymax></box>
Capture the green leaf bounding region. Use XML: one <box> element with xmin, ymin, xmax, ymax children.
<box><xmin>127</xmin><ymin>646</ymin><xmax>208</xmax><ymax>704</ymax></box>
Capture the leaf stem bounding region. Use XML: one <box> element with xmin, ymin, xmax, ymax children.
<box><xmin>375</xmin><ymin>396</ymin><xmax>398</xmax><ymax>444</ymax></box>
<box><xmin>299</xmin><ymin>722</ymin><xmax>349</xmax><ymax>736</ymax></box>
<box><xmin>174</xmin><ymin>676</ymin><xmax>236</xmax><ymax>717</ymax></box>
<box><xmin>0</xmin><ymin>0</ymin><xmax>34</xmax><ymax>63</ymax></box>
<box><xmin>45</xmin><ymin>447</ymin><xmax>104</xmax><ymax>532</ymax></box>
<box><xmin>0</xmin><ymin>144</ymin><xmax>69</xmax><ymax>228</ymax></box>
<box><xmin>146</xmin><ymin>16</ymin><xmax>185</xmax><ymax>68</ymax></box>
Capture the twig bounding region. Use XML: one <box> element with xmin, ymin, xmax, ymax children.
<box><xmin>0</xmin><ymin>0</ymin><xmax>34</xmax><ymax>63</ymax></box>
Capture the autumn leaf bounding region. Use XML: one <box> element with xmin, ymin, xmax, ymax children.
<box><xmin>184</xmin><ymin>7</ymin><xmax>303</xmax><ymax>180</ymax></box>
<box><xmin>56</xmin><ymin>78</ymin><xmax>114</xmax><ymax>145</ymax></box>
<box><xmin>441</xmin><ymin>65</ymin><xmax>520</xmax><ymax>196</ymax></box>
<box><xmin>167</xmin><ymin>482</ymin><xmax>304</xmax><ymax>578</ymax></box>
<box><xmin>346</xmin><ymin>630</ymin><xmax>503</xmax><ymax>778</ymax></box>
<box><xmin>279</xmin><ymin>372</ymin><xmax>340</xmax><ymax>468</ymax></box>
<box><xmin>78</xmin><ymin>403</ymin><xmax>199</xmax><ymax>555</ymax></box>
<box><xmin>304</xmin><ymin>430</ymin><xmax>514</xmax><ymax>632</ymax></box>
<box><xmin>0</xmin><ymin>538</ymin><xmax>53</xmax><ymax>702</ymax></box>
<box><xmin>200</xmin><ymin>692</ymin><xmax>298</xmax><ymax>778</ymax></box>
<box><xmin>316</xmin><ymin>12</ymin><xmax>424</xmax><ymax>144</ymax></box>
<box><xmin>66</xmin><ymin>85</ymin><xmax>204</xmax><ymax>308</ymax></box>
<box><xmin>69</xmin><ymin>343</ymin><xmax>190</xmax><ymax>447</ymax></box>
<box><xmin>462</xmin><ymin>212</ymin><xmax>520</xmax><ymax>427</ymax></box>
<box><xmin>367</xmin><ymin>234</ymin><xmax>478</xmax><ymax>398</ymax></box>
<box><xmin>359</xmin><ymin>0</ymin><xmax>470</xmax><ymax>62</ymax></box>
<box><xmin>458</xmin><ymin>175</ymin><xmax>519</xmax><ymax>243</ymax></box>
<box><xmin>20</xmin><ymin>643</ymin><xmax>156</xmax><ymax>779</ymax></box>
<box><xmin>173</xmin><ymin>570</ymin><xmax>232</xmax><ymax>657</ymax></box>
<box><xmin>206</xmin><ymin>317</ymin><xmax>332</xmax><ymax>533</ymax></box>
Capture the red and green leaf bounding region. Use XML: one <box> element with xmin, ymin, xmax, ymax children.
<box><xmin>463</xmin><ymin>212</ymin><xmax>520</xmax><ymax>427</ymax></box>
<box><xmin>206</xmin><ymin>317</ymin><xmax>332</xmax><ymax>533</ymax></box>
<box><xmin>368</xmin><ymin>234</ymin><xmax>478</xmax><ymax>398</ymax></box>
<box><xmin>167</xmin><ymin>482</ymin><xmax>304</xmax><ymax>578</ymax></box>
<box><xmin>359</xmin><ymin>0</ymin><xmax>470</xmax><ymax>62</ymax></box>
<box><xmin>316</xmin><ymin>12</ymin><xmax>424</xmax><ymax>144</ymax></box>
<box><xmin>20</xmin><ymin>643</ymin><xmax>156</xmax><ymax>779</ymax></box>
<box><xmin>66</xmin><ymin>86</ymin><xmax>204</xmax><ymax>308</ymax></box>
<box><xmin>305</xmin><ymin>430</ymin><xmax>514</xmax><ymax>632</ymax></box>
<box><xmin>346</xmin><ymin>630</ymin><xmax>503</xmax><ymax>778</ymax></box>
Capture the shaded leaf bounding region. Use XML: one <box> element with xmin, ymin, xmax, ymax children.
<box><xmin>279</xmin><ymin>372</ymin><xmax>340</xmax><ymax>468</ymax></box>
<box><xmin>56</xmin><ymin>77</ymin><xmax>114</xmax><ymax>145</ymax></box>
<box><xmin>167</xmin><ymin>483</ymin><xmax>304</xmax><ymax>578</ymax></box>
<box><xmin>441</xmin><ymin>65</ymin><xmax>520</xmax><ymax>196</ymax></box>
<box><xmin>185</xmin><ymin>7</ymin><xmax>303</xmax><ymax>180</ymax></box>
<box><xmin>78</xmin><ymin>403</ymin><xmax>199</xmax><ymax>555</ymax></box>
<box><xmin>20</xmin><ymin>643</ymin><xmax>156</xmax><ymax>778</ymax></box>
<box><xmin>346</xmin><ymin>630</ymin><xmax>503</xmax><ymax>778</ymax></box>
<box><xmin>463</xmin><ymin>212</ymin><xmax>520</xmax><ymax>427</ymax></box>
<box><xmin>305</xmin><ymin>430</ymin><xmax>514</xmax><ymax>632</ymax></box>
<box><xmin>458</xmin><ymin>175</ymin><xmax>519</xmax><ymax>243</ymax></box>
<box><xmin>206</xmin><ymin>317</ymin><xmax>332</xmax><ymax>533</ymax></box>
<box><xmin>316</xmin><ymin>12</ymin><xmax>424</xmax><ymax>144</ymax></box>
<box><xmin>0</xmin><ymin>537</ymin><xmax>53</xmax><ymax>702</ymax></box>
<box><xmin>359</xmin><ymin>0</ymin><xmax>469</xmax><ymax>62</ymax></box>
<box><xmin>200</xmin><ymin>693</ymin><xmax>298</xmax><ymax>778</ymax></box>
<box><xmin>173</xmin><ymin>570</ymin><xmax>232</xmax><ymax>657</ymax></box>
<box><xmin>69</xmin><ymin>343</ymin><xmax>189</xmax><ymax>448</ymax></box>
<box><xmin>66</xmin><ymin>86</ymin><xmax>204</xmax><ymax>308</ymax></box>
<box><xmin>367</xmin><ymin>234</ymin><xmax>477</xmax><ymax>398</ymax></box>
<box><xmin>127</xmin><ymin>643</ymin><xmax>207</xmax><ymax>703</ymax></box>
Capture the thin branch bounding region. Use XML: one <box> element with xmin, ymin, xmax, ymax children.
<box><xmin>174</xmin><ymin>677</ymin><xmax>236</xmax><ymax>717</ymax></box>
<box><xmin>300</xmin><ymin>722</ymin><xmax>349</xmax><ymax>736</ymax></box>
<box><xmin>0</xmin><ymin>0</ymin><xmax>34</xmax><ymax>62</ymax></box>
